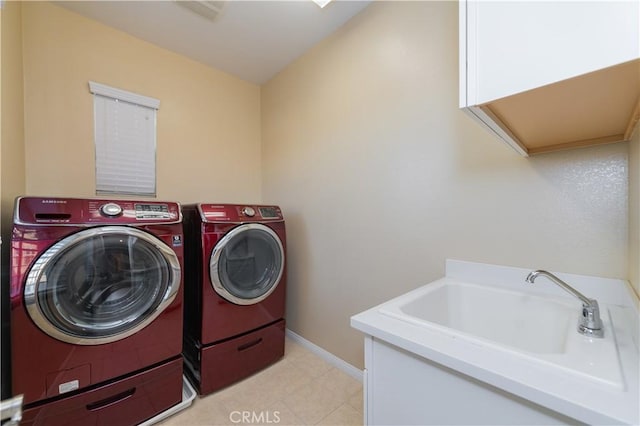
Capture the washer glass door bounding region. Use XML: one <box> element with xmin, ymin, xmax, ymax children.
<box><xmin>25</xmin><ymin>226</ymin><xmax>181</xmax><ymax>345</ymax></box>
<box><xmin>210</xmin><ymin>223</ymin><xmax>284</xmax><ymax>305</ymax></box>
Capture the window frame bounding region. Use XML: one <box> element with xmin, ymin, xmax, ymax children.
<box><xmin>89</xmin><ymin>81</ymin><xmax>160</xmax><ymax>197</ymax></box>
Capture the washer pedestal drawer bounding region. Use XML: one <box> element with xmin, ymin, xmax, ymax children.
<box><xmin>200</xmin><ymin>319</ymin><xmax>285</xmax><ymax>395</ymax></box>
<box><xmin>20</xmin><ymin>357</ymin><xmax>183</xmax><ymax>426</ymax></box>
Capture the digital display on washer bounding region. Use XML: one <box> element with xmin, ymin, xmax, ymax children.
<box><xmin>135</xmin><ymin>203</ymin><xmax>170</xmax><ymax>219</ymax></box>
<box><xmin>259</xmin><ymin>207</ymin><xmax>279</xmax><ymax>219</ymax></box>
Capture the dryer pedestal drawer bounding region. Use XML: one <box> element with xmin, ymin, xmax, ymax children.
<box><xmin>200</xmin><ymin>319</ymin><xmax>285</xmax><ymax>395</ymax></box>
<box><xmin>20</xmin><ymin>357</ymin><xmax>183</xmax><ymax>426</ymax></box>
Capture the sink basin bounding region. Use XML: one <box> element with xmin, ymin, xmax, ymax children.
<box><xmin>379</xmin><ymin>279</ymin><xmax>624</xmax><ymax>389</ymax></box>
<box><xmin>396</xmin><ymin>281</ymin><xmax>573</xmax><ymax>354</ymax></box>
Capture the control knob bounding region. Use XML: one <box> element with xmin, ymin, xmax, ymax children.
<box><xmin>100</xmin><ymin>203</ymin><xmax>123</xmax><ymax>217</ymax></box>
<box><xmin>241</xmin><ymin>206</ymin><xmax>255</xmax><ymax>217</ymax></box>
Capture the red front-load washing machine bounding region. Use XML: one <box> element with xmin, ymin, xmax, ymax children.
<box><xmin>182</xmin><ymin>204</ymin><xmax>286</xmax><ymax>395</ymax></box>
<box><xmin>10</xmin><ymin>197</ymin><xmax>184</xmax><ymax>425</ymax></box>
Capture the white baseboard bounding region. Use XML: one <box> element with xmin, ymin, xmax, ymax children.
<box><xmin>285</xmin><ymin>329</ymin><xmax>363</xmax><ymax>382</ymax></box>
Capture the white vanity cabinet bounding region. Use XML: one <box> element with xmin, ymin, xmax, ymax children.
<box><xmin>362</xmin><ymin>337</ymin><xmax>577</xmax><ymax>425</ymax></box>
<box><xmin>460</xmin><ymin>0</ymin><xmax>640</xmax><ymax>156</ymax></box>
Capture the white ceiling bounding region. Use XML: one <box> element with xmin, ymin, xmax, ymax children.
<box><xmin>56</xmin><ymin>0</ymin><xmax>372</xmax><ymax>85</ymax></box>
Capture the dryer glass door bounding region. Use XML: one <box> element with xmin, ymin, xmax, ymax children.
<box><xmin>24</xmin><ymin>226</ymin><xmax>181</xmax><ymax>345</ymax></box>
<box><xmin>210</xmin><ymin>223</ymin><xmax>284</xmax><ymax>305</ymax></box>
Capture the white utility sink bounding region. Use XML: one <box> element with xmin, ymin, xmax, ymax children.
<box><xmin>389</xmin><ymin>281</ymin><xmax>573</xmax><ymax>354</ymax></box>
<box><xmin>351</xmin><ymin>260</ymin><xmax>640</xmax><ymax>425</ymax></box>
<box><xmin>379</xmin><ymin>279</ymin><xmax>623</xmax><ymax>389</ymax></box>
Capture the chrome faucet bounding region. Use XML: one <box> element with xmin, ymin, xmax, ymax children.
<box><xmin>525</xmin><ymin>270</ymin><xmax>604</xmax><ymax>338</ymax></box>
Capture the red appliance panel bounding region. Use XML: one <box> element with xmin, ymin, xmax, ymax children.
<box><xmin>11</xmin><ymin>295</ymin><xmax>183</xmax><ymax>405</ymax></box>
<box><xmin>20</xmin><ymin>357</ymin><xmax>183</xmax><ymax>426</ymax></box>
<box><xmin>199</xmin><ymin>320</ymin><xmax>285</xmax><ymax>395</ymax></box>
<box><xmin>45</xmin><ymin>364</ymin><xmax>91</xmax><ymax>398</ymax></box>
<box><xmin>10</xmin><ymin>222</ymin><xmax>184</xmax><ymax>405</ymax></box>
<box><xmin>199</xmin><ymin>221</ymin><xmax>286</xmax><ymax>344</ymax></box>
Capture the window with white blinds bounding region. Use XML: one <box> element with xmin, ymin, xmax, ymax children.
<box><xmin>89</xmin><ymin>81</ymin><xmax>160</xmax><ymax>196</ymax></box>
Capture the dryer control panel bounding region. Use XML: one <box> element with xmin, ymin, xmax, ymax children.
<box><xmin>257</xmin><ymin>207</ymin><xmax>280</xmax><ymax>219</ymax></box>
<box><xmin>198</xmin><ymin>204</ymin><xmax>283</xmax><ymax>223</ymax></box>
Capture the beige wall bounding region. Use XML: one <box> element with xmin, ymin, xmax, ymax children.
<box><xmin>630</xmin><ymin>130</ymin><xmax>639</xmax><ymax>296</ymax></box>
<box><xmin>21</xmin><ymin>2</ymin><xmax>262</xmax><ymax>204</ymax></box>
<box><xmin>1</xmin><ymin>0</ymin><xmax>26</xmax><ymax>399</ymax></box>
<box><xmin>1</xmin><ymin>1</ymin><xmax>26</xmax><ymax>263</ymax></box>
<box><xmin>1</xmin><ymin>0</ymin><xmax>25</xmax><ymax>245</ymax></box>
<box><xmin>261</xmin><ymin>1</ymin><xmax>629</xmax><ymax>368</ymax></box>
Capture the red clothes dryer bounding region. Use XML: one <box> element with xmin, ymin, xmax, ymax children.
<box><xmin>10</xmin><ymin>197</ymin><xmax>184</xmax><ymax>425</ymax></box>
<box><xmin>182</xmin><ymin>204</ymin><xmax>286</xmax><ymax>395</ymax></box>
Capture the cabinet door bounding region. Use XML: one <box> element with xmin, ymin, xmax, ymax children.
<box><xmin>462</xmin><ymin>0</ymin><xmax>639</xmax><ymax>106</ymax></box>
<box><xmin>460</xmin><ymin>0</ymin><xmax>640</xmax><ymax>156</ymax></box>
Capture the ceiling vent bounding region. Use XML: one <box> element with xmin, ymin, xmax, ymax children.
<box><xmin>176</xmin><ymin>1</ymin><xmax>226</xmax><ymax>22</ymax></box>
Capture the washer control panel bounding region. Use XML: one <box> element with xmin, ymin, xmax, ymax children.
<box><xmin>15</xmin><ymin>197</ymin><xmax>181</xmax><ymax>225</ymax></box>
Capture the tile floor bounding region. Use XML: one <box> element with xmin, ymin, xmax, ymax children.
<box><xmin>160</xmin><ymin>337</ymin><xmax>363</xmax><ymax>425</ymax></box>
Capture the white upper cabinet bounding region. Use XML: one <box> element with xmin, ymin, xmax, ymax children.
<box><xmin>460</xmin><ymin>0</ymin><xmax>640</xmax><ymax>156</ymax></box>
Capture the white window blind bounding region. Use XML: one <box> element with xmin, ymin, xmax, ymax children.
<box><xmin>89</xmin><ymin>81</ymin><xmax>160</xmax><ymax>196</ymax></box>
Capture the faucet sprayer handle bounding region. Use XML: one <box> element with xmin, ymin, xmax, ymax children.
<box><xmin>526</xmin><ymin>270</ymin><xmax>604</xmax><ymax>338</ymax></box>
<box><xmin>580</xmin><ymin>299</ymin><xmax>604</xmax><ymax>337</ymax></box>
